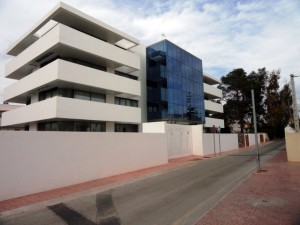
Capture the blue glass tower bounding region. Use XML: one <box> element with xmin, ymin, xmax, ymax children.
<box><xmin>146</xmin><ymin>40</ymin><xmax>205</xmax><ymax>124</ymax></box>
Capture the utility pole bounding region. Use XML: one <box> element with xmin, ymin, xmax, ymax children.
<box><xmin>251</xmin><ymin>89</ymin><xmax>261</xmax><ymax>173</ymax></box>
<box><xmin>290</xmin><ymin>74</ymin><xmax>299</xmax><ymax>132</ymax></box>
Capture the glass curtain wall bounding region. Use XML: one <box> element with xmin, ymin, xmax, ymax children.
<box><xmin>146</xmin><ymin>40</ymin><xmax>205</xmax><ymax>124</ymax></box>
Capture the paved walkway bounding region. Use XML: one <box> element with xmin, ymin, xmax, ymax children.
<box><xmin>197</xmin><ymin>151</ymin><xmax>300</xmax><ymax>225</ymax></box>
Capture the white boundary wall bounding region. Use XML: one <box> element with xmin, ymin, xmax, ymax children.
<box><xmin>202</xmin><ymin>133</ymin><xmax>239</xmax><ymax>156</ymax></box>
<box><xmin>143</xmin><ymin>122</ymin><xmax>195</xmax><ymax>159</ymax></box>
<box><xmin>0</xmin><ymin>131</ymin><xmax>168</xmax><ymax>201</ymax></box>
<box><xmin>246</xmin><ymin>133</ymin><xmax>267</xmax><ymax>146</ymax></box>
<box><xmin>165</xmin><ymin>124</ymin><xmax>193</xmax><ymax>159</ymax></box>
<box><xmin>143</xmin><ymin>122</ymin><xmax>239</xmax><ymax>158</ymax></box>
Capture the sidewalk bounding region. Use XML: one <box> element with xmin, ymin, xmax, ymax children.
<box><xmin>197</xmin><ymin>151</ymin><xmax>300</xmax><ymax>225</ymax></box>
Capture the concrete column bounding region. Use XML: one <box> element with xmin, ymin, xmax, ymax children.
<box><xmin>106</xmin><ymin>95</ymin><xmax>114</xmax><ymax>104</ymax></box>
<box><xmin>130</xmin><ymin>45</ymin><xmax>146</xmax><ymax>123</ymax></box>
<box><xmin>107</xmin><ymin>67</ymin><xmax>114</xmax><ymax>74</ymax></box>
<box><xmin>106</xmin><ymin>122</ymin><xmax>114</xmax><ymax>132</ymax></box>
<box><xmin>29</xmin><ymin>123</ymin><xmax>37</xmax><ymax>131</ymax></box>
<box><xmin>31</xmin><ymin>93</ymin><xmax>39</xmax><ymax>104</ymax></box>
<box><xmin>191</xmin><ymin>125</ymin><xmax>204</xmax><ymax>156</ymax></box>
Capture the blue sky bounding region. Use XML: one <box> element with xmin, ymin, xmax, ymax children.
<box><xmin>0</xmin><ymin>0</ymin><xmax>300</xmax><ymax>106</ymax></box>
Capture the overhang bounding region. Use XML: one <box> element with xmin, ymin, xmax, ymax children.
<box><xmin>203</xmin><ymin>72</ymin><xmax>221</xmax><ymax>85</ymax></box>
<box><xmin>7</xmin><ymin>2</ymin><xmax>140</xmax><ymax>56</ymax></box>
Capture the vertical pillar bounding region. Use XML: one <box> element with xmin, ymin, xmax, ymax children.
<box><xmin>29</xmin><ymin>123</ymin><xmax>37</xmax><ymax>131</ymax></box>
<box><xmin>291</xmin><ymin>75</ymin><xmax>299</xmax><ymax>132</ymax></box>
<box><xmin>106</xmin><ymin>122</ymin><xmax>114</xmax><ymax>132</ymax></box>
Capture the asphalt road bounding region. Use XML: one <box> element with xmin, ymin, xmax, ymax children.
<box><xmin>0</xmin><ymin>140</ymin><xmax>285</xmax><ymax>225</ymax></box>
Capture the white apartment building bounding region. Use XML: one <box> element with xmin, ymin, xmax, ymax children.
<box><xmin>1</xmin><ymin>2</ymin><xmax>147</xmax><ymax>132</ymax></box>
<box><xmin>203</xmin><ymin>72</ymin><xmax>224</xmax><ymax>129</ymax></box>
<box><xmin>1</xmin><ymin>2</ymin><xmax>223</xmax><ymax>132</ymax></box>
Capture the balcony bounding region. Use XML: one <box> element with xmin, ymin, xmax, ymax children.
<box><xmin>7</xmin><ymin>2</ymin><xmax>140</xmax><ymax>56</ymax></box>
<box><xmin>204</xmin><ymin>100</ymin><xmax>224</xmax><ymax>113</ymax></box>
<box><xmin>204</xmin><ymin>117</ymin><xmax>225</xmax><ymax>128</ymax></box>
<box><xmin>203</xmin><ymin>73</ymin><xmax>221</xmax><ymax>85</ymax></box>
<box><xmin>1</xmin><ymin>97</ymin><xmax>141</xmax><ymax>127</ymax></box>
<box><xmin>4</xmin><ymin>59</ymin><xmax>141</xmax><ymax>103</ymax></box>
<box><xmin>6</xmin><ymin>24</ymin><xmax>140</xmax><ymax>79</ymax></box>
<box><xmin>203</xmin><ymin>83</ymin><xmax>222</xmax><ymax>99</ymax></box>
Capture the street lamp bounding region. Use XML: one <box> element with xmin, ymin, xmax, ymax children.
<box><xmin>290</xmin><ymin>74</ymin><xmax>299</xmax><ymax>132</ymax></box>
<box><xmin>251</xmin><ymin>89</ymin><xmax>260</xmax><ymax>173</ymax></box>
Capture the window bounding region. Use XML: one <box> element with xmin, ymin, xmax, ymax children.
<box><xmin>38</xmin><ymin>123</ymin><xmax>46</xmax><ymax>131</ymax></box>
<box><xmin>59</xmin><ymin>89</ymin><xmax>73</xmax><ymax>98</ymax></box>
<box><xmin>57</xmin><ymin>121</ymin><xmax>74</xmax><ymax>131</ymax></box>
<box><xmin>39</xmin><ymin>88</ymin><xmax>59</xmax><ymax>101</ymax></box>
<box><xmin>91</xmin><ymin>93</ymin><xmax>105</xmax><ymax>103</ymax></box>
<box><xmin>39</xmin><ymin>88</ymin><xmax>106</xmax><ymax>104</ymax></box>
<box><xmin>51</xmin><ymin>122</ymin><xmax>58</xmax><ymax>131</ymax></box>
<box><xmin>74</xmin><ymin>121</ymin><xmax>90</xmax><ymax>131</ymax></box>
<box><xmin>91</xmin><ymin>122</ymin><xmax>105</xmax><ymax>132</ymax></box>
<box><xmin>38</xmin><ymin>121</ymin><xmax>58</xmax><ymax>131</ymax></box>
<box><xmin>74</xmin><ymin>90</ymin><xmax>90</xmax><ymax>101</ymax></box>
<box><xmin>115</xmin><ymin>124</ymin><xmax>138</xmax><ymax>132</ymax></box>
<box><xmin>115</xmin><ymin>71</ymin><xmax>138</xmax><ymax>80</ymax></box>
<box><xmin>38</xmin><ymin>121</ymin><xmax>106</xmax><ymax>132</ymax></box>
<box><xmin>115</xmin><ymin>97</ymin><xmax>138</xmax><ymax>107</ymax></box>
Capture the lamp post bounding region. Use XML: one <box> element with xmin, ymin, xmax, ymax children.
<box><xmin>251</xmin><ymin>89</ymin><xmax>261</xmax><ymax>173</ymax></box>
<box><xmin>290</xmin><ymin>74</ymin><xmax>299</xmax><ymax>132</ymax></box>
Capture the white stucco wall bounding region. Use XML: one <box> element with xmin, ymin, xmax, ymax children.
<box><xmin>286</xmin><ymin>132</ymin><xmax>300</xmax><ymax>162</ymax></box>
<box><xmin>191</xmin><ymin>125</ymin><xmax>203</xmax><ymax>156</ymax></box>
<box><xmin>130</xmin><ymin>44</ymin><xmax>147</xmax><ymax>124</ymax></box>
<box><xmin>246</xmin><ymin>133</ymin><xmax>265</xmax><ymax>146</ymax></box>
<box><xmin>0</xmin><ymin>131</ymin><xmax>168</xmax><ymax>201</ymax></box>
<box><xmin>248</xmin><ymin>134</ymin><xmax>256</xmax><ymax>146</ymax></box>
<box><xmin>143</xmin><ymin>122</ymin><xmax>240</xmax><ymax>158</ymax></box>
<box><xmin>143</xmin><ymin>122</ymin><xmax>166</xmax><ymax>133</ymax></box>
<box><xmin>166</xmin><ymin>123</ymin><xmax>193</xmax><ymax>159</ymax></box>
<box><xmin>202</xmin><ymin>133</ymin><xmax>239</xmax><ymax>156</ymax></box>
<box><xmin>143</xmin><ymin>122</ymin><xmax>196</xmax><ymax>159</ymax></box>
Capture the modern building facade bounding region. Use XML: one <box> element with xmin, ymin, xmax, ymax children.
<box><xmin>1</xmin><ymin>2</ymin><xmax>146</xmax><ymax>132</ymax></box>
<box><xmin>1</xmin><ymin>2</ymin><xmax>223</xmax><ymax>132</ymax></box>
<box><xmin>146</xmin><ymin>40</ymin><xmax>224</xmax><ymax>128</ymax></box>
<box><xmin>146</xmin><ymin>40</ymin><xmax>205</xmax><ymax>124</ymax></box>
<box><xmin>203</xmin><ymin>73</ymin><xmax>224</xmax><ymax>128</ymax></box>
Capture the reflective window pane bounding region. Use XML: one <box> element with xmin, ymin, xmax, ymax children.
<box><xmin>74</xmin><ymin>90</ymin><xmax>90</xmax><ymax>101</ymax></box>
<box><xmin>91</xmin><ymin>93</ymin><xmax>105</xmax><ymax>102</ymax></box>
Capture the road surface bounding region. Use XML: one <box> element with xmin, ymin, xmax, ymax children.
<box><xmin>0</xmin><ymin>140</ymin><xmax>285</xmax><ymax>225</ymax></box>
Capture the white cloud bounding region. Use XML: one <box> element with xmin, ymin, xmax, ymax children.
<box><xmin>0</xmin><ymin>0</ymin><xmax>300</xmax><ymax>103</ymax></box>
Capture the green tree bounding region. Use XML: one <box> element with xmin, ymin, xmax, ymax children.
<box><xmin>264</xmin><ymin>70</ymin><xmax>291</xmax><ymax>138</ymax></box>
<box><xmin>246</xmin><ymin>68</ymin><xmax>268</xmax><ymax>131</ymax></box>
<box><xmin>219</xmin><ymin>68</ymin><xmax>250</xmax><ymax>133</ymax></box>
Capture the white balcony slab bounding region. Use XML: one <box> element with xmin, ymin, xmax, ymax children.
<box><xmin>4</xmin><ymin>59</ymin><xmax>140</xmax><ymax>103</ymax></box>
<box><xmin>205</xmin><ymin>117</ymin><xmax>225</xmax><ymax>128</ymax></box>
<box><xmin>204</xmin><ymin>100</ymin><xmax>224</xmax><ymax>113</ymax></box>
<box><xmin>6</xmin><ymin>24</ymin><xmax>140</xmax><ymax>79</ymax></box>
<box><xmin>203</xmin><ymin>83</ymin><xmax>222</xmax><ymax>99</ymax></box>
<box><xmin>7</xmin><ymin>2</ymin><xmax>139</xmax><ymax>56</ymax></box>
<box><xmin>1</xmin><ymin>97</ymin><xmax>141</xmax><ymax>127</ymax></box>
